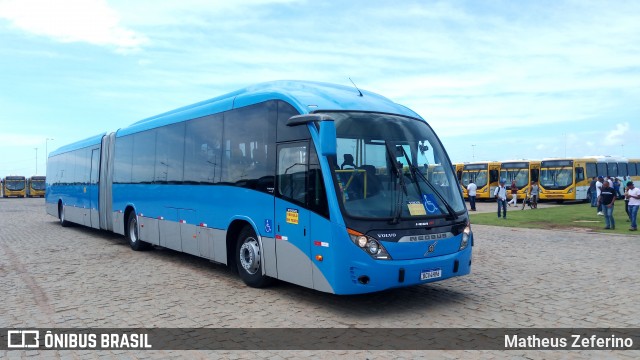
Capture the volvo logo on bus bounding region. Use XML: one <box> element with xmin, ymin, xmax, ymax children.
<box><xmin>376</xmin><ymin>233</ymin><xmax>397</xmax><ymax>239</ymax></box>
<box><xmin>426</xmin><ymin>241</ymin><xmax>438</xmax><ymax>255</ymax></box>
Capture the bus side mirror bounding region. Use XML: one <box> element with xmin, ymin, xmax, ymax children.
<box><xmin>288</xmin><ymin>114</ymin><xmax>336</xmax><ymax>156</ymax></box>
<box><xmin>318</xmin><ymin>120</ymin><xmax>336</xmax><ymax>156</ymax></box>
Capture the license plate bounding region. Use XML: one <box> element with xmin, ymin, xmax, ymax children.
<box><xmin>420</xmin><ymin>269</ymin><xmax>442</xmax><ymax>280</ymax></box>
<box><xmin>420</xmin><ymin>268</ymin><xmax>442</xmax><ymax>280</ymax></box>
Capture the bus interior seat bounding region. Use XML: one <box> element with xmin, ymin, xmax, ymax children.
<box><xmin>359</xmin><ymin>164</ymin><xmax>383</xmax><ymax>196</ymax></box>
<box><xmin>341</xmin><ymin>154</ymin><xmax>356</xmax><ymax>169</ymax></box>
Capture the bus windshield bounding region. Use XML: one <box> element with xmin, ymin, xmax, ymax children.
<box><xmin>500</xmin><ymin>166</ymin><xmax>529</xmax><ymax>189</ymax></box>
<box><xmin>461</xmin><ymin>166</ymin><xmax>487</xmax><ymax>188</ymax></box>
<box><xmin>328</xmin><ymin>112</ymin><xmax>464</xmax><ymax>220</ymax></box>
<box><xmin>540</xmin><ymin>167</ymin><xmax>573</xmax><ymax>189</ymax></box>
<box><xmin>6</xmin><ymin>179</ymin><xmax>25</xmax><ymax>190</ymax></box>
<box><xmin>31</xmin><ymin>180</ymin><xmax>46</xmax><ymax>190</ymax></box>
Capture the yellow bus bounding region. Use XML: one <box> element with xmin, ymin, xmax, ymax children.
<box><xmin>2</xmin><ymin>176</ymin><xmax>27</xmax><ymax>198</ymax></box>
<box><xmin>539</xmin><ymin>158</ymin><xmax>596</xmax><ymax>202</ymax></box>
<box><xmin>460</xmin><ymin>161</ymin><xmax>500</xmax><ymax>200</ymax></box>
<box><xmin>499</xmin><ymin>160</ymin><xmax>541</xmax><ymax>199</ymax></box>
<box><xmin>26</xmin><ymin>176</ymin><xmax>46</xmax><ymax>197</ymax></box>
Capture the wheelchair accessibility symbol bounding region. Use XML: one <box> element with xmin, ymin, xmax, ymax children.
<box><xmin>422</xmin><ymin>194</ymin><xmax>441</xmax><ymax>215</ymax></box>
<box><xmin>264</xmin><ymin>219</ymin><xmax>273</xmax><ymax>234</ymax></box>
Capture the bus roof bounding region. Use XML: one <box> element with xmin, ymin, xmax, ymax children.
<box><xmin>117</xmin><ymin>80</ymin><xmax>423</xmax><ymax>137</ymax></box>
<box><xmin>49</xmin><ymin>132</ymin><xmax>106</xmax><ymax>157</ymax></box>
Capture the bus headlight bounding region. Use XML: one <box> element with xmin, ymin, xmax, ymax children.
<box><xmin>568</xmin><ymin>188</ymin><xmax>573</xmax><ymax>194</ymax></box>
<box><xmin>348</xmin><ymin>229</ymin><xmax>392</xmax><ymax>260</ymax></box>
<box><xmin>459</xmin><ymin>223</ymin><xmax>472</xmax><ymax>251</ymax></box>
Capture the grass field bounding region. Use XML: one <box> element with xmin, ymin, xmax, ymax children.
<box><xmin>469</xmin><ymin>201</ymin><xmax>639</xmax><ymax>235</ymax></box>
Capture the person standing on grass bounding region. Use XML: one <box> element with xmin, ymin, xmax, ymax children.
<box><xmin>530</xmin><ymin>181</ymin><xmax>539</xmax><ymax>209</ymax></box>
<box><xmin>589</xmin><ymin>177</ymin><xmax>598</xmax><ymax>207</ymax></box>
<box><xmin>596</xmin><ymin>176</ymin><xmax>604</xmax><ymax>215</ymax></box>
<box><xmin>625</xmin><ymin>181</ymin><xmax>639</xmax><ymax>231</ymax></box>
<box><xmin>494</xmin><ymin>179</ymin><xmax>508</xmax><ymax>219</ymax></box>
<box><xmin>467</xmin><ymin>180</ymin><xmax>477</xmax><ymax>211</ymax></box>
<box><xmin>507</xmin><ymin>180</ymin><xmax>518</xmax><ymax>207</ymax></box>
<box><xmin>598</xmin><ymin>180</ymin><xmax>616</xmax><ymax>230</ymax></box>
<box><xmin>624</xmin><ymin>177</ymin><xmax>632</xmax><ymax>222</ymax></box>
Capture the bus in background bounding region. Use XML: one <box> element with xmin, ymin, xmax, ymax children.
<box><xmin>499</xmin><ymin>160</ymin><xmax>540</xmax><ymax>200</ymax></box>
<box><xmin>2</xmin><ymin>176</ymin><xmax>26</xmax><ymax>198</ymax></box>
<box><xmin>594</xmin><ymin>156</ymin><xmax>627</xmax><ymax>180</ymax></box>
<box><xmin>539</xmin><ymin>158</ymin><xmax>596</xmax><ymax>202</ymax></box>
<box><xmin>460</xmin><ymin>161</ymin><xmax>500</xmax><ymax>200</ymax></box>
<box><xmin>452</xmin><ymin>163</ymin><xmax>465</xmax><ymax>194</ymax></box>
<box><xmin>453</xmin><ymin>163</ymin><xmax>464</xmax><ymax>182</ymax></box>
<box><xmin>46</xmin><ymin>81</ymin><xmax>472</xmax><ymax>295</ymax></box>
<box><xmin>27</xmin><ymin>176</ymin><xmax>46</xmax><ymax>197</ymax></box>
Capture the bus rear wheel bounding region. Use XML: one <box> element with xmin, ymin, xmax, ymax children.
<box><xmin>126</xmin><ymin>211</ymin><xmax>150</xmax><ymax>251</ymax></box>
<box><xmin>236</xmin><ymin>226</ymin><xmax>273</xmax><ymax>288</ymax></box>
<box><xmin>58</xmin><ymin>203</ymin><xmax>71</xmax><ymax>227</ymax></box>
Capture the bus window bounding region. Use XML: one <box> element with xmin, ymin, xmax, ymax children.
<box><xmin>575</xmin><ymin>167</ymin><xmax>585</xmax><ymax>183</ymax></box>
<box><xmin>490</xmin><ymin>169</ymin><xmax>499</xmax><ymax>183</ymax></box>
<box><xmin>586</xmin><ymin>163</ymin><xmax>597</xmax><ymax>179</ymax></box>
<box><xmin>277</xmin><ymin>144</ymin><xmax>308</xmax><ymax>206</ymax></box>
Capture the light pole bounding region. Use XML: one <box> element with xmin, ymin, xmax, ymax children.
<box><xmin>45</xmin><ymin>138</ymin><xmax>54</xmax><ymax>174</ymax></box>
<box><xmin>471</xmin><ymin>144</ymin><xmax>476</xmax><ymax>161</ymax></box>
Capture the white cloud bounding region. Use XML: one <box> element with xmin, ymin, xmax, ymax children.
<box><xmin>605</xmin><ymin>123</ymin><xmax>630</xmax><ymax>145</ymax></box>
<box><xmin>0</xmin><ymin>0</ymin><xmax>147</xmax><ymax>52</ymax></box>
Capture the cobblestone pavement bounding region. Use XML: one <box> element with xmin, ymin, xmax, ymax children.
<box><xmin>1</xmin><ymin>198</ymin><xmax>638</xmax><ymax>359</ymax></box>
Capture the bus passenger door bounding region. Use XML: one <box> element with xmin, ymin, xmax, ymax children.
<box><xmin>274</xmin><ymin>143</ymin><xmax>313</xmax><ymax>288</ymax></box>
<box><xmin>89</xmin><ymin>148</ymin><xmax>100</xmax><ymax>228</ymax></box>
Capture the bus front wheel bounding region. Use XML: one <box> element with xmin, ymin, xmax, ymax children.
<box><xmin>126</xmin><ymin>212</ymin><xmax>150</xmax><ymax>251</ymax></box>
<box><xmin>236</xmin><ymin>226</ymin><xmax>273</xmax><ymax>288</ymax></box>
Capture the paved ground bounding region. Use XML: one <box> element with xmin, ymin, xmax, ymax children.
<box><xmin>1</xmin><ymin>198</ymin><xmax>639</xmax><ymax>359</ymax></box>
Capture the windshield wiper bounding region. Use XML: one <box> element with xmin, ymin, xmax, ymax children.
<box><xmin>385</xmin><ymin>142</ymin><xmax>407</xmax><ymax>224</ymax></box>
<box><xmin>397</xmin><ymin>146</ymin><xmax>458</xmax><ymax>220</ymax></box>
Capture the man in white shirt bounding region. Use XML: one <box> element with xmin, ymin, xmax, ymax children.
<box><xmin>494</xmin><ymin>179</ymin><xmax>508</xmax><ymax>219</ymax></box>
<box><xmin>596</xmin><ymin>177</ymin><xmax>604</xmax><ymax>215</ymax></box>
<box><xmin>467</xmin><ymin>180</ymin><xmax>477</xmax><ymax>211</ymax></box>
<box><xmin>626</xmin><ymin>181</ymin><xmax>640</xmax><ymax>231</ymax></box>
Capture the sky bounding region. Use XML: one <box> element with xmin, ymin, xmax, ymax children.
<box><xmin>0</xmin><ymin>0</ymin><xmax>639</xmax><ymax>178</ymax></box>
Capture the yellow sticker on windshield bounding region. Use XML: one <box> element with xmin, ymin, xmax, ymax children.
<box><xmin>407</xmin><ymin>201</ymin><xmax>427</xmax><ymax>216</ymax></box>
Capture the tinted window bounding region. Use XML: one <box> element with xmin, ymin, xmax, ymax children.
<box><xmin>155</xmin><ymin>122</ymin><xmax>185</xmax><ymax>183</ymax></box>
<box><xmin>608</xmin><ymin>162</ymin><xmax>618</xmax><ymax>177</ymax></box>
<box><xmin>184</xmin><ymin>114</ymin><xmax>223</xmax><ymax>184</ymax></box>
<box><xmin>618</xmin><ymin>163</ymin><xmax>628</xmax><ymax>177</ymax></box>
<box><xmin>132</xmin><ymin>130</ymin><xmax>156</xmax><ymax>183</ymax></box>
<box><xmin>308</xmin><ymin>144</ymin><xmax>329</xmax><ymax>217</ymax></box>
<box><xmin>277</xmin><ymin>143</ymin><xmax>308</xmax><ymax>206</ymax></box>
<box><xmin>114</xmin><ymin>135</ymin><xmax>133</xmax><ymax>183</ymax></box>
<box><xmin>586</xmin><ymin>163</ymin><xmax>597</xmax><ymax>178</ymax></box>
<box><xmin>223</xmin><ymin>102</ymin><xmax>276</xmax><ymax>192</ymax></box>
<box><xmin>276</xmin><ymin>101</ymin><xmax>305</xmax><ymax>142</ymax></box>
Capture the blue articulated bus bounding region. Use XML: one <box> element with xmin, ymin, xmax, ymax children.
<box><xmin>46</xmin><ymin>80</ymin><xmax>472</xmax><ymax>294</ymax></box>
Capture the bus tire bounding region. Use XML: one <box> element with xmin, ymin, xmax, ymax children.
<box><xmin>236</xmin><ymin>226</ymin><xmax>273</xmax><ymax>288</ymax></box>
<box><xmin>126</xmin><ymin>211</ymin><xmax>151</xmax><ymax>251</ymax></box>
<box><xmin>59</xmin><ymin>203</ymin><xmax>71</xmax><ymax>227</ymax></box>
